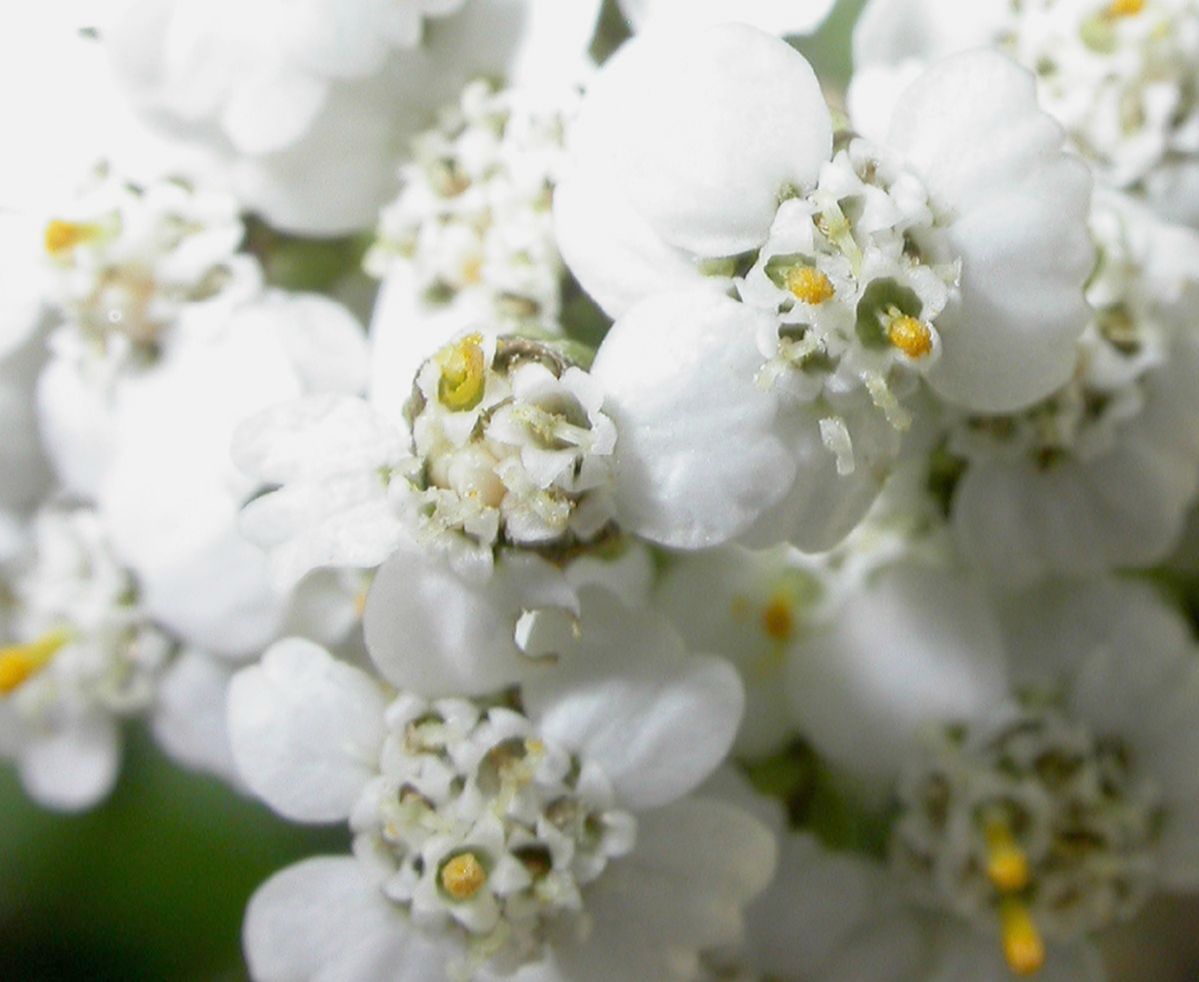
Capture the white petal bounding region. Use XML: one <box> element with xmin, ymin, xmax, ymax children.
<box><xmin>571</xmin><ymin>24</ymin><xmax>831</xmax><ymax>257</ymax></box>
<box><xmin>244</xmin><ymin>856</ymin><xmax>449</xmax><ymax>982</ymax></box>
<box><xmin>152</xmin><ymin>649</ymin><xmax>240</xmax><ymax>784</ymax></box>
<box><xmin>228</xmin><ymin>639</ymin><xmax>387</xmax><ymax>823</ymax></box>
<box><xmin>623</xmin><ymin>0</ymin><xmax>836</xmax><ymax>36</ymax></box>
<box><xmin>852</xmin><ymin>0</ymin><xmax>1005</xmax><ymax>74</ymax></box>
<box><xmin>553</xmin><ymin>164</ymin><xmax>702</xmax><ymax>318</ymax></box>
<box><xmin>786</xmin><ymin>562</ymin><xmax>1009</xmax><ymax>797</ymax></box>
<box><xmin>889</xmin><ymin>51</ymin><xmax>1093</xmax><ymax>411</ymax></box>
<box><xmin>364</xmin><ymin>549</ymin><xmax>575</xmax><ymax>697</ymax></box>
<box><xmin>591</xmin><ymin>289</ymin><xmax>794</xmax><ymax>549</ymax></box>
<box><xmin>19</xmin><ymin>713</ymin><xmax>120</xmax><ymax>812</ymax></box>
<box><xmin>523</xmin><ymin>588</ymin><xmax>744</xmax><ymax>809</ymax></box>
<box><xmin>220</xmin><ymin>66</ymin><xmax>328</xmax><ymax>156</ymax></box>
<box><xmin>579</xmin><ymin>796</ymin><xmax>775</xmax><ymax>954</ymax></box>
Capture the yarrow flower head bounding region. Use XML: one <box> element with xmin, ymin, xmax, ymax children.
<box><xmin>40</xmin><ymin>166</ymin><xmax>258</xmax><ymax>371</ymax></box>
<box><xmin>0</xmin><ymin>507</ymin><xmax>172</xmax><ymax>810</ymax></box>
<box><xmin>556</xmin><ymin>24</ymin><xmax>1093</xmax><ymax>553</ymax></box>
<box><xmin>853</xmin><ymin>0</ymin><xmax>1199</xmax><ymax>225</ymax></box>
<box><xmin>229</xmin><ymin>591</ymin><xmax>772</xmax><ymax>980</ymax></box>
<box><xmin>235</xmin><ymin>330</ymin><xmax>617</xmax><ymax>586</ymax></box>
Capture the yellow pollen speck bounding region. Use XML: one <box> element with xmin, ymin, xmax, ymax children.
<box><xmin>887</xmin><ymin>315</ymin><xmax>934</xmax><ymax>359</ymax></box>
<box><xmin>761</xmin><ymin>594</ymin><xmax>796</xmax><ymax>643</ymax></box>
<box><xmin>436</xmin><ymin>333</ymin><xmax>487</xmax><ymax>412</ymax></box>
<box><xmin>1107</xmin><ymin>0</ymin><xmax>1144</xmax><ymax>16</ymax></box>
<box><xmin>440</xmin><ymin>852</ymin><xmax>488</xmax><ymax>901</ymax></box>
<box><xmin>353</xmin><ymin>590</ymin><xmax>369</xmax><ymax>619</ymax></box>
<box><xmin>785</xmin><ymin>266</ymin><xmax>836</xmax><ymax>305</ymax></box>
<box><xmin>44</xmin><ymin>219</ymin><xmax>97</xmax><ymax>257</ymax></box>
<box><xmin>1000</xmin><ymin>899</ymin><xmax>1046</xmax><ymax>977</ymax></box>
<box><xmin>0</xmin><ymin>628</ymin><xmax>72</xmax><ymax>695</ymax></box>
<box><xmin>985</xmin><ymin>816</ymin><xmax>1031</xmax><ymax>893</ymax></box>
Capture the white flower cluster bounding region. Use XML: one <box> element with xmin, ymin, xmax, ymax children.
<box><xmin>5</xmin><ymin>3</ymin><xmax>1199</xmax><ymax>981</ymax></box>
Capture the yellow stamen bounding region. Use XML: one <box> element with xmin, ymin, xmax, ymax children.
<box><xmin>887</xmin><ymin>314</ymin><xmax>934</xmax><ymax>359</ymax></box>
<box><xmin>440</xmin><ymin>852</ymin><xmax>488</xmax><ymax>901</ymax></box>
<box><xmin>353</xmin><ymin>589</ymin><xmax>369</xmax><ymax>619</ymax></box>
<box><xmin>436</xmin><ymin>333</ymin><xmax>487</xmax><ymax>412</ymax></box>
<box><xmin>1107</xmin><ymin>0</ymin><xmax>1144</xmax><ymax>16</ymax></box>
<box><xmin>0</xmin><ymin>628</ymin><xmax>72</xmax><ymax>694</ymax></box>
<box><xmin>785</xmin><ymin>266</ymin><xmax>835</xmax><ymax>305</ymax></box>
<box><xmin>761</xmin><ymin>593</ymin><xmax>796</xmax><ymax>643</ymax></box>
<box><xmin>44</xmin><ymin>219</ymin><xmax>98</xmax><ymax>257</ymax></box>
<box><xmin>985</xmin><ymin>816</ymin><xmax>1031</xmax><ymax>893</ymax></box>
<box><xmin>1000</xmin><ymin>898</ymin><xmax>1046</xmax><ymax>977</ymax></box>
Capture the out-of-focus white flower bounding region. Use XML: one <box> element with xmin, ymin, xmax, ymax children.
<box><xmin>784</xmin><ymin>562</ymin><xmax>1199</xmax><ymax>977</ymax></box>
<box><xmin>96</xmin><ymin>291</ymin><xmax>369</xmax><ymax>657</ymax></box>
<box><xmin>852</xmin><ymin>0</ymin><xmax>1199</xmax><ymax>226</ymax></box>
<box><xmin>35</xmin><ymin>168</ymin><xmax>261</xmax><ymax>498</ymax></box>
<box><xmin>557</xmin><ymin>25</ymin><xmax>1092</xmax><ymax>553</ymax></box>
<box><xmin>940</xmin><ymin>191</ymin><xmax>1199</xmax><ymax>585</ymax></box>
<box><xmin>0</xmin><ymin>507</ymin><xmax>171</xmax><ymax>810</ymax></box>
<box><xmin>230</xmin><ymin>589</ymin><xmax>771</xmax><ymax>980</ymax></box>
<box><xmin>100</xmin><ymin>0</ymin><xmax>602</xmax><ymax>234</ymax></box>
<box><xmin>618</xmin><ymin>0</ymin><xmax>836</xmax><ymax>36</ymax></box>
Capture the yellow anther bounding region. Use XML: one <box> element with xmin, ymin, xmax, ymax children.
<box><xmin>1000</xmin><ymin>899</ymin><xmax>1046</xmax><ymax>977</ymax></box>
<box><xmin>985</xmin><ymin>816</ymin><xmax>1031</xmax><ymax>893</ymax></box>
<box><xmin>887</xmin><ymin>315</ymin><xmax>934</xmax><ymax>359</ymax></box>
<box><xmin>440</xmin><ymin>852</ymin><xmax>488</xmax><ymax>901</ymax></box>
<box><xmin>353</xmin><ymin>590</ymin><xmax>369</xmax><ymax>619</ymax></box>
<box><xmin>761</xmin><ymin>593</ymin><xmax>796</xmax><ymax>643</ymax></box>
<box><xmin>785</xmin><ymin>266</ymin><xmax>835</xmax><ymax>305</ymax></box>
<box><xmin>0</xmin><ymin>628</ymin><xmax>72</xmax><ymax>695</ymax></box>
<box><xmin>44</xmin><ymin>219</ymin><xmax>98</xmax><ymax>257</ymax></box>
<box><xmin>436</xmin><ymin>333</ymin><xmax>487</xmax><ymax>412</ymax></box>
<box><xmin>1107</xmin><ymin>0</ymin><xmax>1144</xmax><ymax>16</ymax></box>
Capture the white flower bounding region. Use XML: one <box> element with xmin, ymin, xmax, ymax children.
<box><xmin>618</xmin><ymin>0</ymin><xmax>836</xmax><ymax>36</ymax></box>
<box><xmin>937</xmin><ymin>191</ymin><xmax>1199</xmax><ymax>585</ymax></box>
<box><xmin>101</xmin><ymin>0</ymin><xmax>603</xmax><ymax>234</ymax></box>
<box><xmin>229</xmin><ymin>589</ymin><xmax>771</xmax><ymax>980</ymax></box>
<box><xmin>784</xmin><ymin>561</ymin><xmax>1199</xmax><ymax>977</ymax></box>
<box><xmin>852</xmin><ymin>0</ymin><xmax>1199</xmax><ymax>226</ymax></box>
<box><xmin>0</xmin><ymin>507</ymin><xmax>172</xmax><ymax>810</ymax></box>
<box><xmin>557</xmin><ymin>25</ymin><xmax>1093</xmax><ymax>552</ymax></box>
<box><xmin>96</xmin><ymin>291</ymin><xmax>369</xmax><ymax>657</ymax></box>
<box><xmin>34</xmin><ymin>167</ymin><xmax>261</xmax><ymax>498</ymax></box>
<box><xmin>367</xmin><ymin>80</ymin><xmax>576</xmax><ymax>334</ymax></box>
<box><xmin>235</xmin><ymin>331</ymin><xmax>617</xmax><ymax>587</ymax></box>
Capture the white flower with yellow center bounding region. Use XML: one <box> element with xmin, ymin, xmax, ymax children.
<box><xmin>0</xmin><ymin>507</ymin><xmax>171</xmax><ymax>811</ymax></box>
<box><xmin>935</xmin><ymin>191</ymin><xmax>1199</xmax><ymax>585</ymax></box>
<box><xmin>229</xmin><ymin>590</ymin><xmax>773</xmax><ymax>980</ymax></box>
<box><xmin>557</xmin><ymin>24</ymin><xmax>1093</xmax><ymax>553</ymax></box>
<box><xmin>784</xmin><ymin>563</ymin><xmax>1199</xmax><ymax>978</ymax></box>
<box><xmin>235</xmin><ymin>331</ymin><xmax>616</xmax><ymax>587</ymax></box>
<box><xmin>35</xmin><ymin>167</ymin><xmax>260</xmax><ymax>498</ymax></box>
<box><xmin>100</xmin><ymin>0</ymin><xmax>603</xmax><ymax>233</ymax></box>
<box><xmin>852</xmin><ymin>0</ymin><xmax>1199</xmax><ymax>226</ymax></box>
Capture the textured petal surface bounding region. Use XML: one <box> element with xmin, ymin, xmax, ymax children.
<box><xmin>523</xmin><ymin>589</ymin><xmax>744</xmax><ymax>809</ymax></box>
<box><xmin>591</xmin><ymin>289</ymin><xmax>794</xmax><ymax>548</ymax></box>
<box><xmin>228</xmin><ymin>639</ymin><xmax>387</xmax><ymax>823</ymax></box>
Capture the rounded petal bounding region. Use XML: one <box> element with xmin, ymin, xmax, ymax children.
<box><xmin>228</xmin><ymin>639</ymin><xmax>387</xmax><ymax>823</ymax></box>
<box><xmin>786</xmin><ymin>562</ymin><xmax>1010</xmax><ymax>796</ymax></box>
<box><xmin>888</xmin><ymin>51</ymin><xmax>1093</xmax><ymax>412</ymax></box>
<box><xmin>364</xmin><ymin>549</ymin><xmax>576</xmax><ymax>697</ymax></box>
<box><xmin>572</xmin><ymin>24</ymin><xmax>831</xmax><ymax>257</ymax></box>
<box><xmin>622</xmin><ymin>0</ymin><xmax>836</xmax><ymax>36</ymax></box>
<box><xmin>553</xmin><ymin>163</ymin><xmax>703</xmax><ymax>318</ymax></box>
<box><xmin>523</xmin><ymin>589</ymin><xmax>744</xmax><ymax>809</ymax></box>
<box><xmin>152</xmin><ymin>649</ymin><xmax>239</xmax><ymax>784</ymax></box>
<box><xmin>19</xmin><ymin>714</ymin><xmax>120</xmax><ymax>812</ymax></box>
<box><xmin>244</xmin><ymin>856</ymin><xmax>449</xmax><ymax>982</ymax></box>
<box><xmin>853</xmin><ymin>0</ymin><xmax>1005</xmax><ymax>72</ymax></box>
<box><xmin>591</xmin><ymin>289</ymin><xmax>794</xmax><ymax>549</ymax></box>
